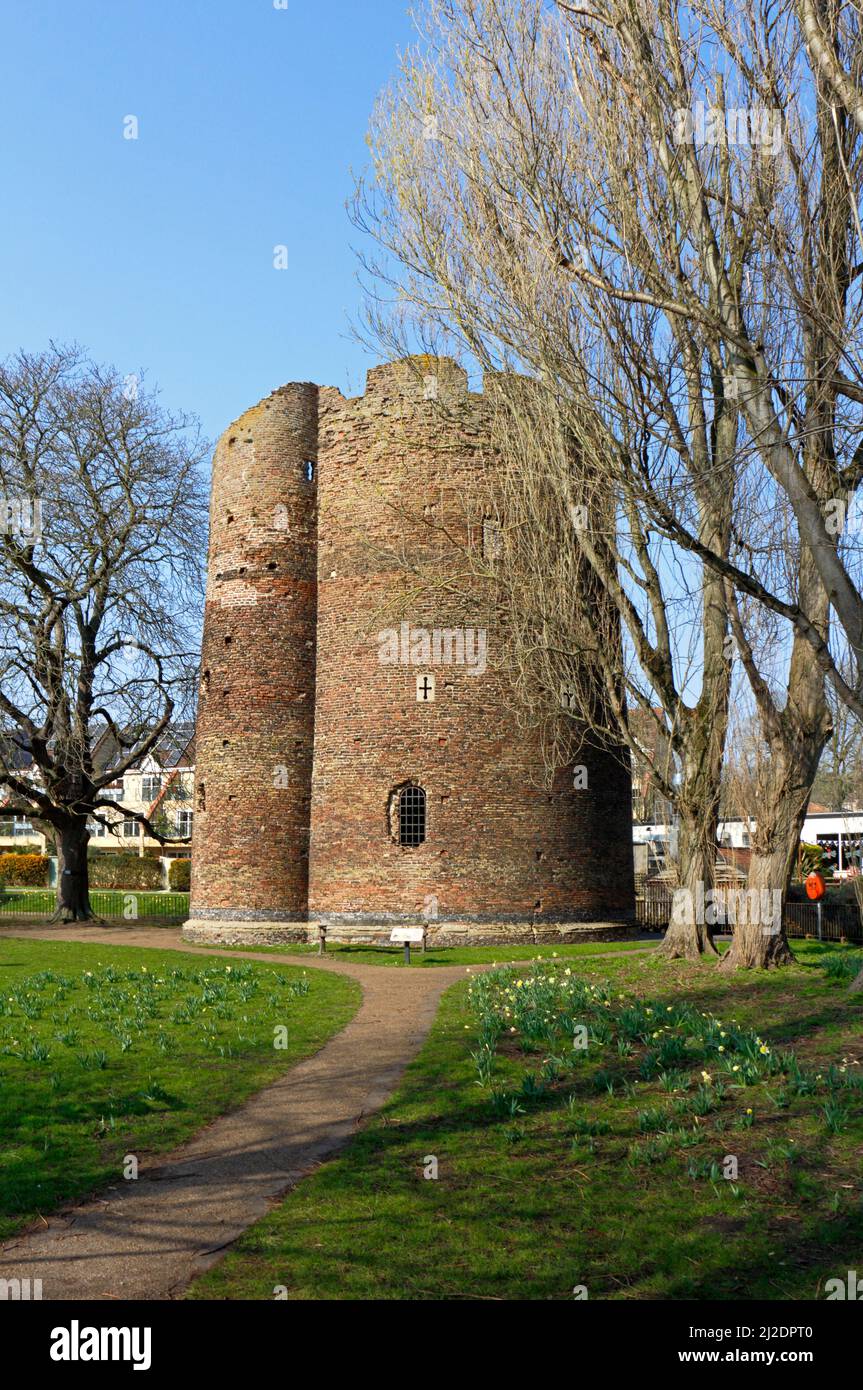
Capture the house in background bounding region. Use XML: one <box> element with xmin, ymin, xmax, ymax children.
<box><xmin>629</xmin><ymin>707</ymin><xmax>675</xmax><ymax>826</ymax></box>
<box><xmin>0</xmin><ymin>724</ymin><xmax>195</xmax><ymax>859</ymax></box>
<box><xmin>0</xmin><ymin>736</ymin><xmax>42</xmax><ymax>849</ymax></box>
<box><xmin>88</xmin><ymin>724</ymin><xmax>195</xmax><ymax>859</ymax></box>
<box><xmin>718</xmin><ymin>805</ymin><xmax>863</xmax><ymax>878</ymax></box>
<box><xmin>634</xmin><ymin>804</ymin><xmax>863</xmax><ymax>884</ymax></box>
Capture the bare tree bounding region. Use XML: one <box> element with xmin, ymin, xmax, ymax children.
<box><xmin>554</xmin><ymin>0</ymin><xmax>863</xmax><ymax>737</ymax></box>
<box><xmin>811</xmin><ymin>669</ymin><xmax>863</xmax><ymax>806</ymax></box>
<box><xmin>472</xmin><ymin>380</ymin><xmax>732</xmax><ymax>959</ymax></box>
<box><xmin>796</xmin><ymin>0</ymin><xmax>863</xmax><ymax>138</ymax></box>
<box><xmin>0</xmin><ymin>345</ymin><xmax>208</xmax><ymax>919</ymax></box>
<box><xmin>354</xmin><ymin>0</ymin><xmax>838</xmax><ymax>962</ymax></box>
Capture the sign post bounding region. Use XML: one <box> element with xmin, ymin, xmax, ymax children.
<box><xmin>390</xmin><ymin>926</ymin><xmax>426</xmax><ymax>964</ymax></box>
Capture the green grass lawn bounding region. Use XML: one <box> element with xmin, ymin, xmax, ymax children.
<box><xmin>187</xmin><ymin>938</ymin><xmax>656</xmax><ymax>967</ymax></box>
<box><xmin>188</xmin><ymin>939</ymin><xmax>863</xmax><ymax>1301</ymax></box>
<box><xmin>0</xmin><ymin>888</ymin><xmax>189</xmax><ymax>921</ymax></box>
<box><xmin>0</xmin><ymin>937</ymin><xmax>360</xmax><ymax>1240</ymax></box>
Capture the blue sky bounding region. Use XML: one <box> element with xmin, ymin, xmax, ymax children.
<box><xmin>0</xmin><ymin>0</ymin><xmax>416</xmax><ymax>444</ymax></box>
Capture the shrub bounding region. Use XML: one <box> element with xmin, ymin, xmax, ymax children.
<box><xmin>822</xmin><ymin>951</ymin><xmax>863</xmax><ymax>985</ymax></box>
<box><xmin>168</xmin><ymin>858</ymin><xmax>191</xmax><ymax>891</ymax></box>
<box><xmin>87</xmin><ymin>854</ymin><xmax>163</xmax><ymax>891</ymax></box>
<box><xmin>799</xmin><ymin>841</ymin><xmax>831</xmax><ymax>880</ymax></box>
<box><xmin>0</xmin><ymin>852</ymin><xmax>50</xmax><ymax>886</ymax></box>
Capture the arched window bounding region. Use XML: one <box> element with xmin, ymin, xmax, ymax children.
<box><xmin>398</xmin><ymin>784</ymin><xmax>427</xmax><ymax>847</ymax></box>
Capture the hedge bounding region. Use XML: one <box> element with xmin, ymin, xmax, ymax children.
<box><xmin>0</xmin><ymin>853</ymin><xmax>50</xmax><ymax>886</ymax></box>
<box><xmin>88</xmin><ymin>847</ymin><xmax>162</xmax><ymax>859</ymax></box>
<box><xmin>168</xmin><ymin>858</ymin><xmax>191</xmax><ymax>891</ymax></box>
<box><xmin>87</xmin><ymin>854</ymin><xmax>163</xmax><ymax>891</ymax></box>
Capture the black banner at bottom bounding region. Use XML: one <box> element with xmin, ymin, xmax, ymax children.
<box><xmin>4</xmin><ymin>1297</ymin><xmax>859</xmax><ymax>1376</ymax></box>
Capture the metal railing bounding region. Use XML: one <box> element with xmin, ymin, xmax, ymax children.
<box><xmin>0</xmin><ymin>888</ymin><xmax>189</xmax><ymax>923</ymax></box>
<box><xmin>784</xmin><ymin>901</ymin><xmax>862</xmax><ymax>942</ymax></box>
<box><xmin>635</xmin><ymin>891</ymin><xmax>863</xmax><ymax>942</ymax></box>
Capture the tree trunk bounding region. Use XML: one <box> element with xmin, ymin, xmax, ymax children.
<box><xmin>719</xmin><ymin>750</ymin><xmax>815</xmax><ymax>970</ymax></box>
<box><xmin>657</xmin><ymin>527</ymin><xmax>730</xmax><ymax>961</ymax></box>
<box><xmin>658</xmin><ymin>810</ymin><xmax>719</xmax><ymax>960</ymax></box>
<box><xmin>719</xmin><ymin>843</ymin><xmax>795</xmax><ymax>969</ymax></box>
<box><xmin>720</xmin><ymin>521</ymin><xmax>831</xmax><ymax>971</ymax></box>
<box><xmin>55</xmin><ymin>817</ymin><xmax>94</xmax><ymax>922</ymax></box>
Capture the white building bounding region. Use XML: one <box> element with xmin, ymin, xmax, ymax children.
<box><xmin>634</xmin><ymin>809</ymin><xmax>863</xmax><ymax>877</ymax></box>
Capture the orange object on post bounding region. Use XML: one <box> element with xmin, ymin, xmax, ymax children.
<box><xmin>805</xmin><ymin>871</ymin><xmax>826</xmax><ymax>901</ymax></box>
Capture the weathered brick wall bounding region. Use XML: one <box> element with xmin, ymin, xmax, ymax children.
<box><xmin>189</xmin><ymin>384</ymin><xmax>318</xmax><ymax>921</ymax></box>
<box><xmin>308</xmin><ymin>358</ymin><xmax>634</xmax><ymax>926</ymax></box>
<box><xmin>188</xmin><ymin>357</ymin><xmax>635</xmax><ymax>938</ymax></box>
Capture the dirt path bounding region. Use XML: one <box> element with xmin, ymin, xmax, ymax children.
<box><xmin>0</xmin><ymin>925</ymin><xmax>655</xmax><ymax>1300</ymax></box>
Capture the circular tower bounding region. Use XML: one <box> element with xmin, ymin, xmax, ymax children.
<box><xmin>187</xmin><ymin>383</ymin><xmax>318</xmax><ymax>933</ymax></box>
<box><xmin>307</xmin><ymin>358</ymin><xmax>634</xmax><ymax>943</ymax></box>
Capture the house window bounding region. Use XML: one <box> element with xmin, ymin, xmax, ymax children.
<box><xmin>122</xmin><ymin>819</ymin><xmax>139</xmax><ymax>839</ymax></box>
<box><xmin>398</xmin><ymin>785</ymin><xmax>427</xmax><ymax>847</ymax></box>
<box><xmin>141</xmin><ymin>775</ymin><xmax>162</xmax><ymax>802</ymax></box>
<box><xmin>176</xmin><ymin>809</ymin><xmax>194</xmax><ymax>836</ymax></box>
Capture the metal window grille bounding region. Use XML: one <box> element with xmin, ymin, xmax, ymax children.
<box><xmin>398</xmin><ymin>785</ymin><xmax>426</xmax><ymax>847</ymax></box>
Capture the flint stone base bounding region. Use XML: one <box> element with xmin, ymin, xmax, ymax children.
<box><xmin>181</xmin><ymin>918</ymin><xmax>637</xmax><ymax>948</ymax></box>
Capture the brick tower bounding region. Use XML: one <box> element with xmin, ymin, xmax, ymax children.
<box><xmin>185</xmin><ymin>359</ymin><xmax>635</xmax><ymax>946</ymax></box>
<box><xmin>189</xmin><ymin>383</ymin><xmax>318</xmax><ymax>927</ymax></box>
